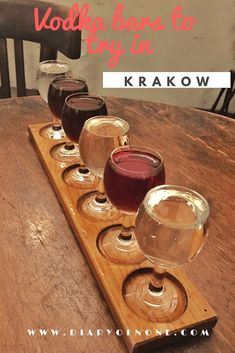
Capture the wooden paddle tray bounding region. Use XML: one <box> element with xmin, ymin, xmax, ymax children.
<box><xmin>28</xmin><ymin>122</ymin><xmax>217</xmax><ymax>353</ymax></box>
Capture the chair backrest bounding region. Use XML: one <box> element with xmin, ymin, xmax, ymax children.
<box><xmin>0</xmin><ymin>0</ymin><xmax>81</xmax><ymax>98</ymax></box>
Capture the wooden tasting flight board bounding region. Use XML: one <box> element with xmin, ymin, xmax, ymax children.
<box><xmin>29</xmin><ymin>122</ymin><xmax>217</xmax><ymax>353</ymax></box>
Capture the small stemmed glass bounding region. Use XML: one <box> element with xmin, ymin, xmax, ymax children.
<box><xmin>61</xmin><ymin>93</ymin><xmax>108</xmax><ymax>186</ymax></box>
<box><xmin>37</xmin><ymin>60</ymin><xmax>71</xmax><ymax>139</ymax></box>
<box><xmin>47</xmin><ymin>76</ymin><xmax>89</xmax><ymax>162</ymax></box>
<box><xmin>78</xmin><ymin>116</ymin><xmax>130</xmax><ymax>221</ymax></box>
<box><xmin>99</xmin><ymin>145</ymin><xmax>165</xmax><ymax>265</ymax></box>
<box><xmin>123</xmin><ymin>185</ymin><xmax>209</xmax><ymax>322</ymax></box>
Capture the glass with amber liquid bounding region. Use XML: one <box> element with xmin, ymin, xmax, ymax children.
<box><xmin>78</xmin><ymin>116</ymin><xmax>130</xmax><ymax>221</ymax></box>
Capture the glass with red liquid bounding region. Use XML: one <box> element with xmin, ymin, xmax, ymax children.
<box><xmin>99</xmin><ymin>145</ymin><xmax>165</xmax><ymax>265</ymax></box>
<box><xmin>61</xmin><ymin>93</ymin><xmax>108</xmax><ymax>185</ymax></box>
<box><xmin>47</xmin><ymin>76</ymin><xmax>89</xmax><ymax>162</ymax></box>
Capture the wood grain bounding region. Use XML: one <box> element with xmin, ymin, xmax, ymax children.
<box><xmin>0</xmin><ymin>96</ymin><xmax>234</xmax><ymax>353</ymax></box>
<box><xmin>28</xmin><ymin>122</ymin><xmax>217</xmax><ymax>352</ymax></box>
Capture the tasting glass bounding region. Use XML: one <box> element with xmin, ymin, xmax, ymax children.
<box><xmin>37</xmin><ymin>60</ymin><xmax>71</xmax><ymax>139</ymax></box>
<box><xmin>123</xmin><ymin>185</ymin><xmax>209</xmax><ymax>322</ymax></box>
<box><xmin>99</xmin><ymin>145</ymin><xmax>165</xmax><ymax>265</ymax></box>
<box><xmin>78</xmin><ymin>116</ymin><xmax>130</xmax><ymax>221</ymax></box>
<box><xmin>61</xmin><ymin>92</ymin><xmax>108</xmax><ymax>186</ymax></box>
<box><xmin>47</xmin><ymin>76</ymin><xmax>88</xmax><ymax>162</ymax></box>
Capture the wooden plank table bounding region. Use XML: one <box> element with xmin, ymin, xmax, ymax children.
<box><xmin>0</xmin><ymin>96</ymin><xmax>234</xmax><ymax>353</ymax></box>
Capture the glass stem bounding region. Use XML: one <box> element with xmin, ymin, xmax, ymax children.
<box><xmin>78</xmin><ymin>158</ymin><xmax>89</xmax><ymax>174</ymax></box>
<box><xmin>64</xmin><ymin>142</ymin><xmax>75</xmax><ymax>150</ymax></box>
<box><xmin>95</xmin><ymin>179</ymin><xmax>107</xmax><ymax>204</ymax></box>
<box><xmin>52</xmin><ymin>117</ymin><xmax>62</xmax><ymax>130</ymax></box>
<box><xmin>118</xmin><ymin>214</ymin><xmax>135</xmax><ymax>242</ymax></box>
<box><xmin>149</xmin><ymin>265</ymin><xmax>166</xmax><ymax>294</ymax></box>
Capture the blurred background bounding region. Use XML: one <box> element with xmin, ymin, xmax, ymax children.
<box><xmin>4</xmin><ymin>0</ymin><xmax>235</xmax><ymax>111</ymax></box>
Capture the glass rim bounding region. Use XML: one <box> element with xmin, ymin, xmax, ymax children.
<box><xmin>51</xmin><ymin>74</ymin><xmax>86</xmax><ymax>83</ymax></box>
<box><xmin>110</xmin><ymin>144</ymin><xmax>164</xmax><ymax>175</ymax></box>
<box><xmin>143</xmin><ymin>184</ymin><xmax>210</xmax><ymax>229</ymax></box>
<box><xmin>38</xmin><ymin>59</ymin><xmax>70</xmax><ymax>74</ymax></box>
<box><xmin>48</xmin><ymin>74</ymin><xmax>88</xmax><ymax>90</ymax></box>
<box><xmin>83</xmin><ymin>116</ymin><xmax>129</xmax><ymax>137</ymax></box>
<box><xmin>64</xmin><ymin>92</ymin><xmax>106</xmax><ymax>111</ymax></box>
<box><xmin>38</xmin><ymin>59</ymin><xmax>69</xmax><ymax>66</ymax></box>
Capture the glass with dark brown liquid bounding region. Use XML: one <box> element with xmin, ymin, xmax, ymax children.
<box><xmin>62</xmin><ymin>94</ymin><xmax>108</xmax><ymax>142</ymax></box>
<box><xmin>47</xmin><ymin>76</ymin><xmax>88</xmax><ymax>161</ymax></box>
<box><xmin>61</xmin><ymin>93</ymin><xmax>108</xmax><ymax>184</ymax></box>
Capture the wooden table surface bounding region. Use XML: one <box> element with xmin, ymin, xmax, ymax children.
<box><xmin>0</xmin><ymin>96</ymin><xmax>234</xmax><ymax>353</ymax></box>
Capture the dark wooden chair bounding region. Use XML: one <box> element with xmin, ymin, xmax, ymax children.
<box><xmin>209</xmin><ymin>70</ymin><xmax>235</xmax><ymax>118</ymax></box>
<box><xmin>0</xmin><ymin>0</ymin><xmax>81</xmax><ymax>98</ymax></box>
